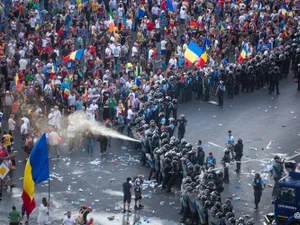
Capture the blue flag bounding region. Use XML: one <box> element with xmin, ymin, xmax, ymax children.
<box><xmin>29</xmin><ymin>133</ymin><xmax>50</xmax><ymax>184</ymax></box>
<box><xmin>166</xmin><ymin>0</ymin><xmax>175</xmax><ymax>12</ymax></box>
<box><xmin>65</xmin><ymin>15</ymin><xmax>71</xmax><ymax>26</ymax></box>
<box><xmin>123</xmin><ymin>13</ymin><xmax>127</xmax><ymax>25</ymax></box>
<box><xmin>137</xmin><ymin>8</ymin><xmax>145</xmax><ymax>19</ymax></box>
<box><xmin>203</xmin><ymin>37</ymin><xmax>211</xmax><ymax>51</ymax></box>
<box><xmin>135</xmin><ymin>77</ymin><xmax>141</xmax><ymax>87</ymax></box>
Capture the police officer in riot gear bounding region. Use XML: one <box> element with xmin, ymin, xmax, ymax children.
<box><xmin>269</xmin><ymin>66</ymin><xmax>280</xmax><ymax>95</ymax></box>
<box><xmin>222</xmin><ymin>149</ymin><xmax>231</xmax><ymax>183</ymax></box>
<box><xmin>172</xmin><ymin>99</ymin><xmax>178</xmax><ymax>120</ymax></box>
<box><xmin>227</xmin><ymin>71</ymin><xmax>234</xmax><ymax>99</ymax></box>
<box><xmin>234</xmin><ymin>139</ymin><xmax>243</xmax><ymax>173</ymax></box>
<box><xmin>177</xmin><ymin>114</ymin><xmax>187</xmax><ymax>140</ymax></box>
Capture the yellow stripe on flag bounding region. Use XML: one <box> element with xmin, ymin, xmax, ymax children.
<box><xmin>23</xmin><ymin>162</ymin><xmax>35</xmax><ymax>200</ymax></box>
<box><xmin>184</xmin><ymin>49</ymin><xmax>200</xmax><ymax>64</ymax></box>
<box><xmin>240</xmin><ymin>50</ymin><xmax>246</xmax><ymax>59</ymax></box>
<box><xmin>69</xmin><ymin>51</ymin><xmax>77</xmax><ymax>60</ymax></box>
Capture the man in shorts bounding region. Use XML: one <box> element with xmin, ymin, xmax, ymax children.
<box><xmin>122</xmin><ymin>177</ymin><xmax>132</xmax><ymax>213</ymax></box>
<box><xmin>134</xmin><ymin>175</ymin><xmax>144</xmax><ymax>210</ymax></box>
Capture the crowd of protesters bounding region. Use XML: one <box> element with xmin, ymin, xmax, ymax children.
<box><xmin>0</xmin><ymin>0</ymin><xmax>300</xmax><ymax>224</ymax></box>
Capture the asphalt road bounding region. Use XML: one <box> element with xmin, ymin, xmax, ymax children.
<box><xmin>0</xmin><ymin>76</ymin><xmax>299</xmax><ymax>225</ymax></box>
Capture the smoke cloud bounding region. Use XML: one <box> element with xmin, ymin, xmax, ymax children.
<box><xmin>68</xmin><ymin>112</ymin><xmax>140</xmax><ymax>143</ymax></box>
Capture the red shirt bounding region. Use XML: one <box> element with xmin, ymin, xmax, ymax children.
<box><xmin>147</xmin><ymin>21</ymin><xmax>154</xmax><ymax>31</ymax></box>
<box><xmin>161</xmin><ymin>0</ymin><xmax>166</xmax><ymax>10</ymax></box>
<box><xmin>18</xmin><ymin>71</ymin><xmax>25</xmax><ymax>82</ymax></box>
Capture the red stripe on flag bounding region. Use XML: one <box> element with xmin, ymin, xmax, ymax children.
<box><xmin>238</xmin><ymin>56</ymin><xmax>245</xmax><ymax>63</ymax></box>
<box><xmin>63</xmin><ymin>54</ymin><xmax>71</xmax><ymax>63</ymax></box>
<box><xmin>22</xmin><ymin>191</ymin><xmax>36</xmax><ymax>214</ymax></box>
<box><xmin>184</xmin><ymin>58</ymin><xmax>193</xmax><ymax>67</ymax></box>
<box><xmin>198</xmin><ymin>58</ymin><xmax>206</xmax><ymax>67</ymax></box>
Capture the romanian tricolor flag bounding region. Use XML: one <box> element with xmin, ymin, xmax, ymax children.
<box><xmin>198</xmin><ymin>37</ymin><xmax>211</xmax><ymax>67</ymax></box>
<box><xmin>281</xmin><ymin>4</ymin><xmax>289</xmax><ymax>15</ymax></box>
<box><xmin>198</xmin><ymin>52</ymin><xmax>208</xmax><ymax>67</ymax></box>
<box><xmin>189</xmin><ymin>20</ymin><xmax>198</xmax><ymax>29</ymax></box>
<box><xmin>63</xmin><ymin>49</ymin><xmax>84</xmax><ymax>62</ymax></box>
<box><xmin>64</xmin><ymin>88</ymin><xmax>71</xmax><ymax>99</ymax></box>
<box><xmin>164</xmin><ymin>27</ymin><xmax>168</xmax><ymax>35</ymax></box>
<box><xmin>282</xmin><ymin>30</ymin><xmax>288</xmax><ymax>38</ymax></box>
<box><xmin>184</xmin><ymin>41</ymin><xmax>203</xmax><ymax>66</ymax></box>
<box><xmin>15</xmin><ymin>73</ymin><xmax>22</xmax><ymax>92</ymax></box>
<box><xmin>220</xmin><ymin>22</ymin><xmax>226</xmax><ymax>32</ymax></box>
<box><xmin>238</xmin><ymin>45</ymin><xmax>248</xmax><ymax>63</ymax></box>
<box><xmin>22</xmin><ymin>133</ymin><xmax>49</xmax><ymax>214</ymax></box>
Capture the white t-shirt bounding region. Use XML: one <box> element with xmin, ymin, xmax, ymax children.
<box><xmin>126</xmin><ymin>19</ymin><xmax>133</xmax><ymax>29</ymax></box>
<box><xmin>113</xmin><ymin>45</ymin><xmax>121</xmax><ymax>57</ymax></box>
<box><xmin>105</xmin><ymin>47</ymin><xmax>112</xmax><ymax>56</ymax></box>
<box><xmin>48</xmin><ymin>112</ymin><xmax>55</xmax><ymax>126</ymax></box>
<box><xmin>49</xmin><ymin>131</ymin><xmax>59</xmax><ymax>145</ymax></box>
<box><xmin>161</xmin><ymin>40</ymin><xmax>167</xmax><ymax>50</ymax></box>
<box><xmin>19</xmin><ymin>58</ymin><xmax>28</xmax><ymax>70</ymax></box>
<box><xmin>155</xmin><ymin>19</ymin><xmax>160</xmax><ymax>29</ymax></box>
<box><xmin>53</xmin><ymin>110</ymin><xmax>61</xmax><ymax>127</ymax></box>
<box><xmin>21</xmin><ymin>123</ymin><xmax>28</xmax><ymax>134</ymax></box>
<box><xmin>90</xmin><ymin>103</ymin><xmax>98</xmax><ymax>111</ymax></box>
<box><xmin>127</xmin><ymin>109</ymin><xmax>134</xmax><ymax>120</ymax></box>
<box><xmin>131</xmin><ymin>46</ymin><xmax>138</xmax><ymax>57</ymax></box>
<box><xmin>29</xmin><ymin>17</ymin><xmax>36</xmax><ymax>28</ymax></box>
<box><xmin>37</xmin><ymin>204</ymin><xmax>49</xmax><ymax>223</ymax></box>
<box><xmin>22</xmin><ymin>117</ymin><xmax>30</xmax><ymax>127</ymax></box>
<box><xmin>148</xmin><ymin>49</ymin><xmax>155</xmax><ymax>60</ymax></box>
<box><xmin>180</xmin><ymin>9</ymin><xmax>187</xmax><ymax>19</ymax></box>
<box><xmin>63</xmin><ymin>217</ymin><xmax>76</xmax><ymax>225</ymax></box>
<box><xmin>67</xmin><ymin>125</ymin><xmax>75</xmax><ymax>138</ymax></box>
<box><xmin>8</xmin><ymin>118</ymin><xmax>16</xmax><ymax>131</ymax></box>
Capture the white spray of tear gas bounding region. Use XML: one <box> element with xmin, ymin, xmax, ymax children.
<box><xmin>68</xmin><ymin>112</ymin><xmax>140</xmax><ymax>142</ymax></box>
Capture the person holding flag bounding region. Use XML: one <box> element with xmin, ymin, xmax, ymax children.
<box><xmin>22</xmin><ymin>133</ymin><xmax>50</xmax><ymax>217</ymax></box>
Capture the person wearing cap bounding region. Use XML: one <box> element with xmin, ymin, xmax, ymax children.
<box><xmin>9</xmin><ymin>205</ymin><xmax>20</xmax><ymax>225</ymax></box>
<box><xmin>62</xmin><ymin>211</ymin><xmax>76</xmax><ymax>225</ymax></box>
<box><xmin>215</xmin><ymin>80</ymin><xmax>226</xmax><ymax>109</ymax></box>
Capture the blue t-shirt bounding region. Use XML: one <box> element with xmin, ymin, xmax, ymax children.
<box><xmin>122</xmin><ymin>182</ymin><xmax>132</xmax><ymax>196</ymax></box>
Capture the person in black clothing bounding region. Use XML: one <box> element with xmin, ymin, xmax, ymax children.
<box><xmin>98</xmin><ymin>134</ymin><xmax>108</xmax><ymax>154</ymax></box>
<box><xmin>252</xmin><ymin>173</ymin><xmax>266</xmax><ymax>211</ymax></box>
<box><xmin>297</xmin><ymin>64</ymin><xmax>300</xmax><ymax>91</ymax></box>
<box><xmin>269</xmin><ymin>66</ymin><xmax>280</xmax><ymax>95</ymax></box>
<box><xmin>221</xmin><ymin>149</ymin><xmax>231</xmax><ymax>183</ymax></box>
<box><xmin>162</xmin><ymin>158</ymin><xmax>172</xmax><ymax>190</ymax></box>
<box><xmin>177</xmin><ymin>114</ymin><xmax>187</xmax><ymax>140</ymax></box>
<box><xmin>102</xmin><ymin>101</ymin><xmax>110</xmax><ymax>121</ymax></box>
<box><xmin>196</xmin><ymin>147</ymin><xmax>205</xmax><ymax>167</ymax></box>
<box><xmin>122</xmin><ymin>177</ymin><xmax>132</xmax><ymax>213</ymax></box>
<box><xmin>234</xmin><ymin>139</ymin><xmax>243</xmax><ymax>173</ymax></box>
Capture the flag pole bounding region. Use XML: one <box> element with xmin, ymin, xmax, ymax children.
<box><xmin>48</xmin><ymin>178</ymin><xmax>50</xmax><ymax>210</ymax></box>
<box><xmin>47</xmin><ymin>137</ymin><xmax>51</xmax><ymax>211</ymax></box>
